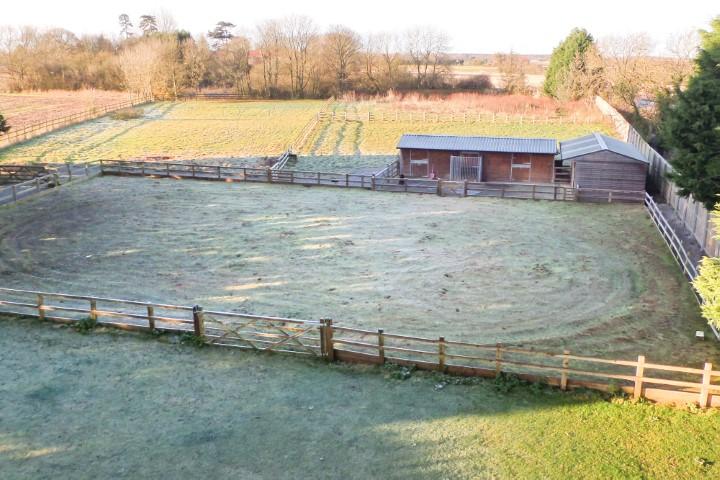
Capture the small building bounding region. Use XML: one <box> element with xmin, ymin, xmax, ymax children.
<box><xmin>559</xmin><ymin>133</ymin><xmax>648</xmax><ymax>202</ymax></box>
<box><xmin>396</xmin><ymin>134</ymin><xmax>558</xmax><ymax>183</ymax></box>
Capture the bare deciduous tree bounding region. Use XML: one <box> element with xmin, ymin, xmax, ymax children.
<box><xmin>405</xmin><ymin>26</ymin><xmax>449</xmax><ymax>88</ymax></box>
<box><xmin>281</xmin><ymin>15</ymin><xmax>317</xmax><ymax>98</ymax></box>
<box><xmin>256</xmin><ymin>20</ymin><xmax>284</xmax><ymax>97</ymax></box>
<box><xmin>598</xmin><ymin>33</ymin><xmax>654</xmax><ymax>115</ymax></box>
<box><xmin>323</xmin><ymin>25</ymin><xmax>360</xmax><ymax>94</ymax></box>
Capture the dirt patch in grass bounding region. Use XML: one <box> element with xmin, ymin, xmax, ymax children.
<box><xmin>0</xmin><ymin>315</ymin><xmax>718</xmax><ymax>479</ymax></box>
<box><xmin>0</xmin><ymin>176</ymin><xmax>713</xmax><ymax>365</ymax></box>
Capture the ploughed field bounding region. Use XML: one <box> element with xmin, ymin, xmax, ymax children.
<box><xmin>0</xmin><ymin>90</ymin><xmax>133</xmax><ymax>132</ymax></box>
<box><xmin>0</xmin><ymin>175</ymin><xmax>712</xmax><ymax>365</ymax></box>
<box><xmin>0</xmin><ymin>100</ymin><xmax>325</xmax><ymax>164</ymax></box>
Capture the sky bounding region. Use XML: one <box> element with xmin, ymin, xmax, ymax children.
<box><xmin>3</xmin><ymin>0</ymin><xmax>718</xmax><ymax>54</ymax></box>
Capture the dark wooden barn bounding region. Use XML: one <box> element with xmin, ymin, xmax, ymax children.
<box><xmin>559</xmin><ymin>133</ymin><xmax>648</xmax><ymax>202</ymax></box>
<box><xmin>396</xmin><ymin>134</ymin><xmax>558</xmax><ymax>183</ymax></box>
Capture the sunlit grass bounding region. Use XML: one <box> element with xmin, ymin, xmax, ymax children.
<box><xmin>0</xmin><ymin>100</ymin><xmax>326</xmax><ymax>164</ymax></box>
<box><xmin>1</xmin><ymin>315</ymin><xmax>718</xmax><ymax>479</ymax></box>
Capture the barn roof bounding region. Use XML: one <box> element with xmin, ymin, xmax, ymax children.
<box><xmin>397</xmin><ymin>134</ymin><xmax>558</xmax><ymax>155</ymax></box>
<box><xmin>559</xmin><ymin>133</ymin><xmax>648</xmax><ymax>163</ymax></box>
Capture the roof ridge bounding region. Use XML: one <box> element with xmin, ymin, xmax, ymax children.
<box><xmin>593</xmin><ymin>132</ymin><xmax>608</xmax><ymax>150</ymax></box>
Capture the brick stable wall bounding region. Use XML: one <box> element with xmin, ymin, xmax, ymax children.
<box><xmin>400</xmin><ymin>149</ymin><xmax>554</xmax><ymax>183</ymax></box>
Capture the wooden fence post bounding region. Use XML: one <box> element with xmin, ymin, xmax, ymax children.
<box><xmin>560</xmin><ymin>350</ymin><xmax>570</xmax><ymax>391</ymax></box>
<box><xmin>89</xmin><ymin>300</ymin><xmax>97</xmax><ymax>321</ymax></box>
<box><xmin>267</xmin><ymin>168</ymin><xmax>272</xmax><ymax>183</ymax></box>
<box><xmin>633</xmin><ymin>355</ymin><xmax>645</xmax><ymax>400</ymax></box>
<box><xmin>371</xmin><ymin>175</ymin><xmax>376</xmax><ymax>191</ymax></box>
<box><xmin>699</xmin><ymin>362</ymin><xmax>713</xmax><ymax>407</ymax></box>
<box><xmin>147</xmin><ymin>306</ymin><xmax>156</xmax><ymax>330</ymax></box>
<box><xmin>84</xmin><ymin>164</ymin><xmax>89</xmax><ymax>177</ymax></box>
<box><xmin>192</xmin><ymin>305</ymin><xmax>205</xmax><ymax>337</ymax></box>
<box><xmin>37</xmin><ymin>294</ymin><xmax>45</xmax><ymax>320</ymax></box>
<box><xmin>35</xmin><ymin>178</ymin><xmax>40</xmax><ymax>192</ymax></box>
<box><xmin>191</xmin><ymin>164</ymin><xmax>196</xmax><ymax>178</ymax></box>
<box><xmin>345</xmin><ymin>173</ymin><xmax>349</xmax><ymax>187</ymax></box>
<box><xmin>495</xmin><ymin>343</ymin><xmax>503</xmax><ymax>376</ymax></box>
<box><xmin>66</xmin><ymin>163</ymin><xmax>72</xmax><ymax>182</ymax></box>
<box><xmin>377</xmin><ymin>328</ymin><xmax>385</xmax><ymax>364</ymax></box>
<box><xmin>11</xmin><ymin>185</ymin><xmax>17</xmax><ymax>202</ymax></box>
<box><xmin>321</xmin><ymin>319</ymin><xmax>335</xmax><ymax>361</ymax></box>
<box><xmin>608</xmin><ymin>191</ymin><xmax>613</xmax><ymax>203</ymax></box>
<box><xmin>437</xmin><ymin>179</ymin><xmax>442</xmax><ymax>196</ymax></box>
<box><xmin>463</xmin><ymin>180</ymin><xmax>468</xmax><ymax>197</ymax></box>
<box><xmin>438</xmin><ymin>336</ymin><xmax>446</xmax><ymax>372</ymax></box>
<box><xmin>166</xmin><ymin>163</ymin><xmax>171</xmax><ymax>177</ymax></box>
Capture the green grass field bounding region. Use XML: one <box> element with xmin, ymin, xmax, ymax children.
<box><xmin>1</xmin><ymin>315</ymin><xmax>718</xmax><ymax>480</ymax></box>
<box><xmin>0</xmin><ymin>100</ymin><xmax>325</xmax><ymax>164</ymax></box>
<box><xmin>302</xmin><ymin>119</ymin><xmax>614</xmax><ymax>155</ymax></box>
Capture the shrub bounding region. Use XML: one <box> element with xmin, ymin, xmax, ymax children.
<box><xmin>110</xmin><ymin>107</ymin><xmax>144</xmax><ymax>121</ymax></box>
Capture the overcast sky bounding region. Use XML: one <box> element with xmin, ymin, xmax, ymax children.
<box><xmin>3</xmin><ymin>0</ymin><xmax>718</xmax><ymax>54</ymax></box>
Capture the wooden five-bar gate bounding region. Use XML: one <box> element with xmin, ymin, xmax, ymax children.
<box><xmin>0</xmin><ymin>286</ymin><xmax>718</xmax><ymax>407</ymax></box>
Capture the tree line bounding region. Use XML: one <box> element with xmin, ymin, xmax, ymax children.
<box><xmin>0</xmin><ymin>15</ymin><xmax>471</xmax><ymax>98</ymax></box>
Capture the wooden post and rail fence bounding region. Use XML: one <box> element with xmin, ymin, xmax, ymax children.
<box><xmin>0</xmin><ymin>161</ymin><xmax>101</xmax><ymax>206</ymax></box>
<box><xmin>0</xmin><ymin>96</ymin><xmax>152</xmax><ymax>148</ymax></box>
<box><xmin>0</xmin><ymin>285</ymin><xmax>717</xmax><ymax>407</ymax></box>
<box><xmin>97</xmin><ymin>158</ymin><xmax>607</xmax><ymax>202</ymax></box>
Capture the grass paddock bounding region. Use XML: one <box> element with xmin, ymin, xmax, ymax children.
<box><xmin>0</xmin><ymin>175</ymin><xmax>712</xmax><ymax>365</ymax></box>
<box><xmin>0</xmin><ymin>316</ymin><xmax>718</xmax><ymax>480</ymax></box>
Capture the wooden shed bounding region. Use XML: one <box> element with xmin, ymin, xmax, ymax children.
<box><xmin>397</xmin><ymin>134</ymin><xmax>558</xmax><ymax>183</ymax></box>
<box><xmin>559</xmin><ymin>133</ymin><xmax>648</xmax><ymax>203</ymax></box>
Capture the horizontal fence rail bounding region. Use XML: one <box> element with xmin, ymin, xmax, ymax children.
<box><xmin>0</xmin><ymin>96</ymin><xmax>151</xmax><ymax>148</ymax></box>
<box><xmin>98</xmin><ymin>159</ymin><xmax>577</xmax><ymax>201</ymax></box>
<box><xmin>0</xmin><ymin>286</ymin><xmax>717</xmax><ymax>407</ymax></box>
<box><xmin>0</xmin><ymin>161</ymin><xmax>100</xmax><ymax>206</ymax></box>
<box><xmin>318</xmin><ymin>110</ymin><xmax>604</xmax><ymax>125</ymax></box>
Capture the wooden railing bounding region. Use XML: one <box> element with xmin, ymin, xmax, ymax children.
<box><xmin>179</xmin><ymin>93</ymin><xmax>250</xmax><ymax>101</ymax></box>
<box><xmin>0</xmin><ymin>96</ymin><xmax>152</xmax><ymax>148</ymax></box>
<box><xmin>645</xmin><ymin>192</ymin><xmax>699</xmax><ymax>281</ymax></box>
<box><xmin>0</xmin><ymin>285</ymin><xmax>717</xmax><ymax>407</ymax></box>
<box><xmin>576</xmin><ymin>188</ymin><xmax>646</xmax><ymax>203</ymax></box>
<box><xmin>99</xmin><ymin>159</ymin><xmax>577</xmax><ymax>202</ymax></box>
<box><xmin>374</xmin><ymin>158</ymin><xmax>401</xmax><ymax>178</ymax></box>
<box><xmin>0</xmin><ymin>165</ymin><xmax>52</xmax><ymax>185</ymax></box>
<box><xmin>271</xmin><ymin>150</ymin><xmax>292</xmax><ymax>170</ymax></box>
<box><xmin>318</xmin><ymin>110</ymin><xmax>603</xmax><ymax>125</ymax></box>
<box><xmin>0</xmin><ymin>161</ymin><xmax>100</xmax><ymax>205</ymax></box>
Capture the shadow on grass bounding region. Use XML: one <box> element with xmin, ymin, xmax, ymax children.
<box><xmin>1</xmin><ymin>315</ymin><xmax>717</xmax><ymax>480</ymax></box>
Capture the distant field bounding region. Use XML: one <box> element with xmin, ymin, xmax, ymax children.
<box><xmin>0</xmin><ymin>90</ymin><xmax>133</xmax><ymax>131</ymax></box>
<box><xmin>302</xmin><ymin>94</ymin><xmax>614</xmax><ymax>155</ymax></box>
<box><xmin>448</xmin><ymin>65</ymin><xmax>545</xmax><ymax>89</ymax></box>
<box><xmin>0</xmin><ymin>100</ymin><xmax>325</xmax><ymax>164</ymax></box>
<box><xmin>303</xmin><ymin>118</ymin><xmax>614</xmax><ymax>155</ymax></box>
<box><xmin>0</xmin><ymin>94</ymin><xmax>615</xmax><ymax>165</ymax></box>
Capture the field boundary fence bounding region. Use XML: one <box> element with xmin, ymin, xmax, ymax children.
<box><xmin>318</xmin><ymin>109</ymin><xmax>603</xmax><ymax>125</ymax></box>
<box><xmin>284</xmin><ymin>97</ymin><xmax>335</xmax><ymax>154</ymax></box>
<box><xmin>0</xmin><ymin>285</ymin><xmax>718</xmax><ymax>407</ymax></box>
<box><xmin>0</xmin><ymin>161</ymin><xmax>100</xmax><ymax>206</ymax></box>
<box><xmin>98</xmin><ymin>159</ymin><xmax>581</xmax><ymax>201</ymax></box>
<box><xmin>595</xmin><ymin>96</ymin><xmax>719</xmax><ymax>258</ymax></box>
<box><xmin>595</xmin><ymin>96</ymin><xmax>720</xmax><ymax>340</ymax></box>
<box><xmin>0</xmin><ymin>96</ymin><xmax>152</xmax><ymax>148</ymax></box>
